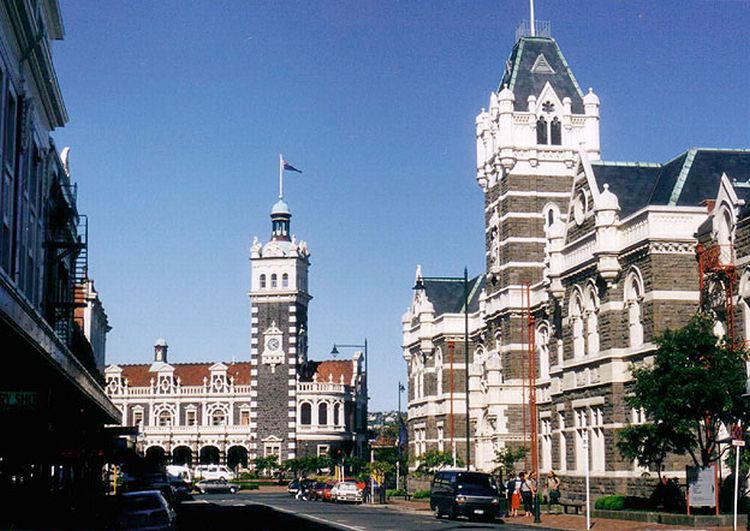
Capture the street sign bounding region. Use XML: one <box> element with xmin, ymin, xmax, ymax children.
<box><xmin>732</xmin><ymin>439</ymin><xmax>745</xmax><ymax>447</ymax></box>
<box><xmin>0</xmin><ymin>391</ymin><xmax>39</xmax><ymax>411</ymax></box>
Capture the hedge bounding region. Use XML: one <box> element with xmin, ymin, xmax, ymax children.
<box><xmin>413</xmin><ymin>489</ymin><xmax>431</xmax><ymax>499</ymax></box>
<box><xmin>595</xmin><ymin>495</ymin><xmax>652</xmax><ymax>511</ymax></box>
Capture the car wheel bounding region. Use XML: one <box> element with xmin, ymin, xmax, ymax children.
<box><xmin>230</xmin><ymin>487</ymin><xmax>237</xmax><ymax>494</ymax></box>
<box><xmin>447</xmin><ymin>505</ymin><xmax>457</xmax><ymax>520</ymax></box>
<box><xmin>219</xmin><ymin>476</ymin><xmax>226</xmax><ymax>481</ymax></box>
<box><xmin>433</xmin><ymin>504</ymin><xmax>442</xmax><ymax>519</ymax></box>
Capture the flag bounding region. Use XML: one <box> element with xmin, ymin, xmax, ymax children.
<box><xmin>282</xmin><ymin>159</ymin><xmax>302</xmax><ymax>174</ymax></box>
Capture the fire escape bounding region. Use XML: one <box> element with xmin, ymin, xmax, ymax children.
<box><xmin>697</xmin><ymin>243</ymin><xmax>736</xmax><ymax>349</ymax></box>
<box><xmin>45</xmin><ymin>181</ymin><xmax>88</xmax><ymax>346</ymax></box>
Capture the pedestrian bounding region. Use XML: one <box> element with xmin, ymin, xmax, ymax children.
<box><xmin>505</xmin><ymin>472</ymin><xmax>516</xmax><ymax>517</ymax></box>
<box><xmin>510</xmin><ymin>472</ymin><xmax>522</xmax><ymax>517</ymax></box>
<box><xmin>520</xmin><ymin>471</ymin><xmax>535</xmax><ymax>516</ymax></box>
<box><xmin>546</xmin><ymin>470</ymin><xmax>561</xmax><ymax>513</ymax></box>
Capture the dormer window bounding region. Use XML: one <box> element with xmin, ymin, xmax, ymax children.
<box><xmin>537</xmin><ymin>103</ymin><xmax>562</xmax><ymax>146</ymax></box>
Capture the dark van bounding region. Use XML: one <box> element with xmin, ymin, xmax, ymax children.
<box><xmin>430</xmin><ymin>470</ymin><xmax>501</xmax><ymax>521</ymax></box>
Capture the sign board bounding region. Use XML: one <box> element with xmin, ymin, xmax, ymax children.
<box><xmin>732</xmin><ymin>439</ymin><xmax>746</xmax><ymax>447</ymax></box>
<box><xmin>0</xmin><ymin>391</ymin><xmax>40</xmax><ymax>411</ymax></box>
<box><xmin>686</xmin><ymin>466</ymin><xmax>716</xmax><ymax>508</ymax></box>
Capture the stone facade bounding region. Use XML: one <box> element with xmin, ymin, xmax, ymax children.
<box><xmin>403</xmin><ymin>28</ymin><xmax>750</xmax><ymax>500</ymax></box>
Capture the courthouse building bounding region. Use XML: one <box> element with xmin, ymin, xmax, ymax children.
<box><xmin>402</xmin><ymin>23</ymin><xmax>750</xmax><ymax>497</ymax></box>
<box><xmin>106</xmin><ymin>195</ymin><xmax>368</xmax><ymax>467</ymax></box>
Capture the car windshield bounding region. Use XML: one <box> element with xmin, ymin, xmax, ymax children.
<box><xmin>456</xmin><ymin>472</ymin><xmax>496</xmax><ymax>489</ymax></box>
<box><xmin>120</xmin><ymin>494</ymin><xmax>162</xmax><ymax>511</ymax></box>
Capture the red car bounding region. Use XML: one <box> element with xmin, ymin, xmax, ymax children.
<box><xmin>313</xmin><ymin>482</ymin><xmax>334</xmax><ymax>501</ymax></box>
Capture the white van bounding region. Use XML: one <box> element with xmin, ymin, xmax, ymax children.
<box><xmin>194</xmin><ymin>464</ymin><xmax>235</xmax><ymax>481</ymax></box>
<box><xmin>166</xmin><ymin>464</ymin><xmax>193</xmax><ymax>484</ymax></box>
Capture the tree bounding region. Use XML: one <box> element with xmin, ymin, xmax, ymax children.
<box><xmin>252</xmin><ymin>455</ymin><xmax>278</xmax><ymax>477</ymax></box>
<box><xmin>618</xmin><ymin>313</ymin><xmax>750</xmax><ymax>472</ymax></box>
<box><xmin>493</xmin><ymin>446</ymin><xmax>527</xmax><ymax>478</ymax></box>
<box><xmin>411</xmin><ymin>450</ymin><xmax>462</xmax><ymax>477</ymax></box>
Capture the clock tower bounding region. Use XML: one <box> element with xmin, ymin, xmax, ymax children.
<box><xmin>249</xmin><ymin>197</ymin><xmax>311</xmax><ymax>461</ymax></box>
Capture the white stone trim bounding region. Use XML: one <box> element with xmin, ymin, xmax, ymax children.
<box><xmin>571</xmin><ymin>396</ymin><xmax>605</xmax><ymax>409</ymax></box>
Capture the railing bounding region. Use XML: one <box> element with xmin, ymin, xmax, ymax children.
<box><xmin>113</xmin><ymin>384</ymin><xmax>253</xmax><ymax>397</ymax></box>
<box><xmin>700</xmin><ymin>244</ymin><xmax>734</xmax><ymax>271</ymax></box>
<box><xmin>142</xmin><ymin>424</ymin><xmax>253</xmax><ymax>436</ymax></box>
<box><xmin>515</xmin><ymin>20</ymin><xmax>551</xmax><ymax>41</ymax></box>
<box><xmin>298</xmin><ymin>382</ymin><xmax>349</xmax><ymax>393</ymax></box>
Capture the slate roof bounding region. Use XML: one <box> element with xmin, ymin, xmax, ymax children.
<box><xmin>422</xmin><ymin>274</ymin><xmax>484</xmax><ymax>316</ymax></box>
<box><xmin>115</xmin><ymin>362</ymin><xmax>251</xmax><ymax>386</ymax></box>
<box><xmin>591</xmin><ymin>149</ymin><xmax>750</xmax><ymax>219</ymax></box>
<box><xmin>498</xmin><ymin>37</ymin><xmax>585</xmax><ymax>114</ymax></box>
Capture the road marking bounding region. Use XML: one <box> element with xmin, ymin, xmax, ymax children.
<box><xmin>269</xmin><ymin>504</ymin><xmax>366</xmax><ymax>531</ymax></box>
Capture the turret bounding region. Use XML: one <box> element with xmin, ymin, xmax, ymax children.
<box><xmin>154</xmin><ymin>338</ymin><xmax>168</xmax><ymax>363</ymax></box>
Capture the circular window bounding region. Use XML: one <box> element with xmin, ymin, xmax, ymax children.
<box><xmin>574</xmin><ymin>191</ymin><xmax>587</xmax><ymax>225</ymax></box>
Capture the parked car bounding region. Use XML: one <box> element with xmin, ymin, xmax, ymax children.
<box><xmin>166</xmin><ymin>465</ymin><xmax>193</xmax><ymax>486</ymax></box>
<box><xmin>195</xmin><ymin>479</ymin><xmax>238</xmax><ymax>494</ymax></box>
<box><xmin>193</xmin><ymin>464</ymin><xmax>235</xmax><ymax>481</ymax></box>
<box><xmin>109</xmin><ymin>490</ymin><xmax>177</xmax><ymax>530</ymax></box>
<box><xmin>123</xmin><ymin>472</ymin><xmax>176</xmax><ymax>508</ymax></box>
<box><xmin>313</xmin><ymin>482</ymin><xmax>334</xmax><ymax>501</ymax></box>
<box><xmin>430</xmin><ymin>470</ymin><xmax>501</xmax><ymax>521</ymax></box>
<box><xmin>332</xmin><ymin>481</ymin><xmax>363</xmax><ymax>503</ymax></box>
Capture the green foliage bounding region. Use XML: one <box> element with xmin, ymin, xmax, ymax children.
<box><xmin>595</xmin><ymin>495</ymin><xmax>626</xmax><ymax>510</ymax></box>
<box><xmin>413</xmin><ymin>489</ymin><xmax>431</xmax><ymax>499</ymax></box>
<box><xmin>282</xmin><ymin>456</ymin><xmax>331</xmax><ymax>478</ymax></box>
<box><xmin>252</xmin><ymin>455</ymin><xmax>279</xmax><ymax>477</ymax></box>
<box><xmin>493</xmin><ymin>446</ymin><xmax>527</xmax><ymax>476</ymax></box>
<box><xmin>386</xmin><ymin>488</ymin><xmax>407</xmax><ymax>497</ymax></box>
<box><xmin>618</xmin><ymin>314</ymin><xmax>750</xmax><ymax>469</ymax></box>
<box><xmin>410</xmin><ymin>450</ymin><xmax>462</xmax><ymax>477</ymax></box>
<box><xmin>231</xmin><ymin>482</ymin><xmax>260</xmax><ymax>490</ymax></box>
<box><xmin>594</xmin><ymin>495</ymin><xmax>652</xmax><ymax>511</ymax></box>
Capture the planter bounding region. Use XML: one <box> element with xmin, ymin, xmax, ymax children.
<box><xmin>593</xmin><ymin>509</ymin><xmax>747</xmax><ymax>527</ymax></box>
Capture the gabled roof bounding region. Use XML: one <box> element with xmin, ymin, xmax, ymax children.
<box><xmin>590</xmin><ymin>150</ymin><xmax>750</xmax><ymax>218</ymax></box>
<box><xmin>422</xmin><ymin>275</ymin><xmax>484</xmax><ymax>316</ymax></box>
<box><xmin>498</xmin><ymin>37</ymin><xmax>585</xmax><ymax>114</ymax></box>
<box><xmin>113</xmin><ymin>362</ymin><xmax>251</xmax><ymax>387</ymax></box>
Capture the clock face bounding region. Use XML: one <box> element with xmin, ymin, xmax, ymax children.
<box><xmin>267</xmin><ymin>337</ymin><xmax>281</xmax><ymax>351</ymax></box>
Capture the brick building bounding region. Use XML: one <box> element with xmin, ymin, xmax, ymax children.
<box><xmin>402</xmin><ymin>23</ymin><xmax>750</xmax><ymax>498</ymax></box>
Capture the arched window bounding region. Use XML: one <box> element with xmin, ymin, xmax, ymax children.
<box><xmin>158</xmin><ymin>410</ymin><xmax>173</xmax><ymax>427</ymax></box>
<box><xmin>625</xmin><ymin>270</ymin><xmax>644</xmax><ymax>348</ymax></box>
<box><xmin>282</xmin><ymin>273</ymin><xmax>289</xmax><ymax>288</ymax></box>
<box><xmin>211</xmin><ymin>410</ymin><xmax>226</xmax><ymax>426</ymax></box>
<box><xmin>550</xmin><ymin>117</ymin><xmax>562</xmax><ymax>145</ymax></box>
<box><xmin>318</xmin><ymin>403</ymin><xmax>328</xmax><ymax>425</ymax></box>
<box><xmin>537</xmin><ymin>323</ymin><xmax>550</xmax><ymax>380</ymax></box>
<box><xmin>333</xmin><ymin>403</ymin><xmax>341</xmax><ymax>426</ymax></box>
<box><xmin>260</xmin><ymin>274</ymin><xmax>266</xmax><ymax>289</ymax></box>
<box><xmin>536</xmin><ymin>117</ymin><xmax>548</xmax><ymax>145</ymax></box>
<box><xmin>300</xmin><ymin>403</ymin><xmax>312</xmax><ymax>425</ymax></box>
<box><xmin>585</xmin><ymin>285</ymin><xmax>600</xmax><ymax>355</ymax></box>
<box><xmin>571</xmin><ymin>290</ymin><xmax>584</xmax><ymax>359</ymax></box>
<box><xmin>271</xmin><ymin>274</ymin><xmax>277</xmax><ymax>288</ymax></box>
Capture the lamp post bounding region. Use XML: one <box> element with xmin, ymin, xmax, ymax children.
<box><xmin>330</xmin><ymin>340</ymin><xmax>368</xmax><ymax>458</ymax></box>
<box><xmin>397</xmin><ymin>381</ymin><xmax>405</xmax><ymax>491</ymax></box>
<box><xmin>413</xmin><ymin>267</ymin><xmax>471</xmax><ymax>469</ymax></box>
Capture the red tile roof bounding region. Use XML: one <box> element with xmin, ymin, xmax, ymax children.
<box><xmin>308</xmin><ymin>360</ymin><xmax>354</xmax><ymax>385</ymax></box>
<box><xmin>115</xmin><ymin>362</ymin><xmax>251</xmax><ymax>387</ymax></box>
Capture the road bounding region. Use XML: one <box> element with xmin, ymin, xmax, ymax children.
<box><xmin>177</xmin><ymin>492</ymin><xmax>559</xmax><ymax>530</ymax></box>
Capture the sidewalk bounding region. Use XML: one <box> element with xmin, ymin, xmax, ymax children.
<box><xmin>383</xmin><ymin>499</ymin><xmax>738</xmax><ymax>531</ymax></box>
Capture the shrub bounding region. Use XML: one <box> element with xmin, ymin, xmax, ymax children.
<box><xmin>595</xmin><ymin>495</ymin><xmax>626</xmax><ymax>510</ymax></box>
<box><xmin>413</xmin><ymin>489</ymin><xmax>431</xmax><ymax>499</ymax></box>
<box><xmin>386</xmin><ymin>489</ymin><xmax>407</xmax><ymax>497</ymax></box>
<box><xmin>234</xmin><ymin>482</ymin><xmax>259</xmax><ymax>490</ymax></box>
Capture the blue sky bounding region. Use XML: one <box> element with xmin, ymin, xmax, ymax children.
<box><xmin>53</xmin><ymin>1</ymin><xmax>750</xmax><ymax>410</ymax></box>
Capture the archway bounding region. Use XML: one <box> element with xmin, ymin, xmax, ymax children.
<box><xmin>227</xmin><ymin>446</ymin><xmax>248</xmax><ymax>472</ymax></box>
<box><xmin>199</xmin><ymin>445</ymin><xmax>220</xmax><ymax>465</ymax></box>
<box><xmin>145</xmin><ymin>446</ymin><xmax>166</xmax><ymax>466</ymax></box>
<box><xmin>172</xmin><ymin>446</ymin><xmax>193</xmax><ymax>467</ymax></box>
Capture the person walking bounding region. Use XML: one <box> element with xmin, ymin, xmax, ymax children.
<box><xmin>546</xmin><ymin>470</ymin><xmax>561</xmax><ymax>513</ymax></box>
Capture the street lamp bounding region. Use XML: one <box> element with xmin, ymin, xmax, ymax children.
<box><xmin>330</xmin><ymin>340</ymin><xmax>369</xmax><ymax>441</ymax></box>
<box><xmin>413</xmin><ymin>267</ymin><xmax>471</xmax><ymax>469</ymax></box>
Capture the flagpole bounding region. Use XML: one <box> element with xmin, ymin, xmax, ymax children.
<box><xmin>278</xmin><ymin>153</ymin><xmax>284</xmax><ymax>199</ymax></box>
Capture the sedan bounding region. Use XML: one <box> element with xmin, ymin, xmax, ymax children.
<box><xmin>332</xmin><ymin>481</ymin><xmax>363</xmax><ymax>503</ymax></box>
<box><xmin>195</xmin><ymin>479</ymin><xmax>238</xmax><ymax>494</ymax></box>
<box><xmin>109</xmin><ymin>490</ymin><xmax>177</xmax><ymax>530</ymax></box>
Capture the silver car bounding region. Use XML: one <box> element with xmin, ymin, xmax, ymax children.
<box><xmin>111</xmin><ymin>490</ymin><xmax>177</xmax><ymax>530</ymax></box>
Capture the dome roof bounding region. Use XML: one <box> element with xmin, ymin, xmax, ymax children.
<box><xmin>155</xmin><ymin>338</ymin><xmax>168</xmax><ymax>347</ymax></box>
<box><xmin>272</xmin><ymin>199</ymin><xmax>290</xmax><ymax>215</ymax></box>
